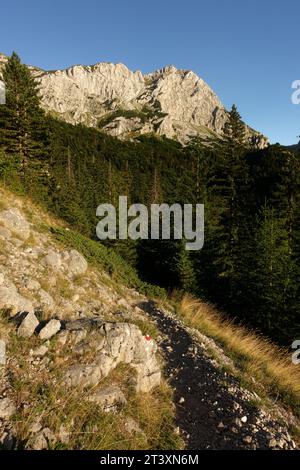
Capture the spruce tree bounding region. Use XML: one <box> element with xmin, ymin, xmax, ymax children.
<box><xmin>249</xmin><ymin>205</ymin><xmax>297</xmax><ymax>341</ymax></box>
<box><xmin>223</xmin><ymin>104</ymin><xmax>246</xmax><ymax>147</ymax></box>
<box><xmin>0</xmin><ymin>52</ymin><xmax>48</xmax><ymax>178</ymax></box>
<box><xmin>173</xmin><ymin>239</ymin><xmax>196</xmax><ymax>292</ymax></box>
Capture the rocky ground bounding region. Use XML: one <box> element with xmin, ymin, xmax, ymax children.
<box><xmin>140</xmin><ymin>301</ymin><xmax>299</xmax><ymax>450</ymax></box>
<box><xmin>0</xmin><ymin>191</ymin><xmax>299</xmax><ymax>450</ymax></box>
<box><xmin>0</xmin><ymin>194</ymin><xmax>165</xmax><ymax>449</ymax></box>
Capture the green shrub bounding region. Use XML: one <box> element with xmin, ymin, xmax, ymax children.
<box><xmin>51</xmin><ymin>226</ymin><xmax>166</xmax><ymax>299</ymax></box>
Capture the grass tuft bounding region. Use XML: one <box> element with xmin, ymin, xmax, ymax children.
<box><xmin>176</xmin><ymin>295</ymin><xmax>300</xmax><ymax>417</ymax></box>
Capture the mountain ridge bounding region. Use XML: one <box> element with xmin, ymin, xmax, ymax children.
<box><xmin>0</xmin><ymin>53</ymin><xmax>268</xmax><ymax>147</ymax></box>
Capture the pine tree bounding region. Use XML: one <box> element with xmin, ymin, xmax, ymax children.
<box><xmin>0</xmin><ymin>52</ymin><xmax>48</xmax><ymax>178</ymax></box>
<box><xmin>248</xmin><ymin>205</ymin><xmax>297</xmax><ymax>341</ymax></box>
<box><xmin>173</xmin><ymin>239</ymin><xmax>196</xmax><ymax>292</ymax></box>
<box><xmin>207</xmin><ymin>105</ymin><xmax>250</xmax><ymax>302</ymax></box>
<box><xmin>223</xmin><ymin>104</ymin><xmax>246</xmax><ymax>147</ymax></box>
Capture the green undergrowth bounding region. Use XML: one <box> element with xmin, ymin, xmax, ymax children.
<box><xmin>51</xmin><ymin>226</ymin><xmax>166</xmax><ymax>300</ymax></box>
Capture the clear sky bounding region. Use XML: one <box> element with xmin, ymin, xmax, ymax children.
<box><xmin>1</xmin><ymin>0</ymin><xmax>299</xmax><ymax>144</ymax></box>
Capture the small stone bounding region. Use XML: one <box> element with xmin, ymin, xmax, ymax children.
<box><xmin>0</xmin><ymin>339</ymin><xmax>6</xmax><ymax>365</ymax></box>
<box><xmin>30</xmin><ymin>345</ymin><xmax>49</xmax><ymax>357</ymax></box>
<box><xmin>58</xmin><ymin>424</ymin><xmax>70</xmax><ymax>445</ymax></box>
<box><xmin>29</xmin><ymin>419</ymin><xmax>43</xmax><ymax>434</ymax></box>
<box><xmin>232</xmin><ymin>417</ymin><xmax>242</xmax><ymax>427</ymax></box>
<box><xmin>217</xmin><ymin>421</ymin><xmax>224</xmax><ymax>429</ymax></box>
<box><xmin>124</xmin><ymin>417</ymin><xmax>144</xmax><ymax>436</ymax></box>
<box><xmin>291</xmin><ymin>440</ymin><xmax>296</xmax><ymax>449</ymax></box>
<box><xmin>233</xmin><ymin>402</ymin><xmax>240</xmax><ymax>411</ymax></box>
<box><xmin>243</xmin><ymin>435</ymin><xmax>252</xmax><ymax>444</ymax></box>
<box><xmin>25</xmin><ymin>279</ymin><xmax>41</xmax><ymax>291</ymax></box>
<box><xmin>241</xmin><ymin>416</ymin><xmax>248</xmax><ymax>424</ymax></box>
<box><xmin>179</xmin><ymin>397</ymin><xmax>185</xmax><ymax>404</ymax></box>
<box><xmin>268</xmin><ymin>438</ymin><xmax>277</xmax><ymax>448</ymax></box>
<box><xmin>30</xmin><ymin>432</ymin><xmax>47</xmax><ymax>450</ymax></box>
<box><xmin>0</xmin><ymin>398</ymin><xmax>16</xmax><ymax>419</ymax></box>
<box><xmin>277</xmin><ymin>438</ymin><xmax>287</xmax><ymax>449</ymax></box>
<box><xmin>17</xmin><ymin>312</ymin><xmax>39</xmax><ymax>338</ymax></box>
<box><xmin>39</xmin><ymin>319</ymin><xmax>61</xmax><ymax>340</ymax></box>
<box><xmin>42</xmin><ymin>428</ymin><xmax>56</xmax><ymax>445</ymax></box>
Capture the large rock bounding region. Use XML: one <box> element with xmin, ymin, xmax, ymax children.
<box><xmin>87</xmin><ymin>385</ymin><xmax>127</xmax><ymax>412</ymax></box>
<box><xmin>64</xmin><ymin>250</ymin><xmax>88</xmax><ymax>277</ymax></box>
<box><xmin>132</xmin><ymin>358</ymin><xmax>162</xmax><ymax>393</ymax></box>
<box><xmin>64</xmin><ymin>362</ymin><xmax>104</xmax><ymax>388</ymax></box>
<box><xmin>29</xmin><ymin>428</ymin><xmax>56</xmax><ymax>450</ymax></box>
<box><xmin>43</xmin><ymin>250</ymin><xmax>62</xmax><ymax>269</ymax></box>
<box><xmin>17</xmin><ymin>312</ymin><xmax>39</xmax><ymax>338</ymax></box>
<box><xmin>63</xmin><ymin>322</ymin><xmax>161</xmax><ymax>393</ymax></box>
<box><xmin>0</xmin><ymin>398</ymin><xmax>16</xmax><ymax>419</ymax></box>
<box><xmin>0</xmin><ymin>285</ymin><xmax>34</xmax><ymax>317</ymax></box>
<box><xmin>38</xmin><ymin>289</ymin><xmax>54</xmax><ymax>309</ymax></box>
<box><xmin>39</xmin><ymin>319</ymin><xmax>61</xmax><ymax>340</ymax></box>
<box><xmin>0</xmin><ymin>208</ymin><xmax>30</xmax><ymax>240</ymax></box>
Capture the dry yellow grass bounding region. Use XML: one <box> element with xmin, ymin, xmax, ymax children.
<box><xmin>176</xmin><ymin>295</ymin><xmax>300</xmax><ymax>416</ymax></box>
<box><xmin>0</xmin><ymin>185</ymin><xmax>66</xmax><ymax>231</ymax></box>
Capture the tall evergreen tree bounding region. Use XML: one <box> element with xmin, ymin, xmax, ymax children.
<box><xmin>0</xmin><ymin>52</ymin><xmax>48</xmax><ymax>178</ymax></box>
<box><xmin>223</xmin><ymin>104</ymin><xmax>246</xmax><ymax>147</ymax></box>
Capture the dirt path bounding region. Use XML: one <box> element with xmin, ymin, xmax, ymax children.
<box><xmin>138</xmin><ymin>301</ymin><xmax>296</xmax><ymax>450</ymax></box>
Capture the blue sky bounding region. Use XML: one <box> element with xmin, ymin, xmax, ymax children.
<box><xmin>1</xmin><ymin>0</ymin><xmax>299</xmax><ymax>144</ymax></box>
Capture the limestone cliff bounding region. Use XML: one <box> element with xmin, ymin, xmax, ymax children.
<box><xmin>0</xmin><ymin>54</ymin><xmax>268</xmax><ymax>147</ymax></box>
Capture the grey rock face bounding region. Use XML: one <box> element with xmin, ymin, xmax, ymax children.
<box><xmin>39</xmin><ymin>319</ymin><xmax>61</xmax><ymax>340</ymax></box>
<box><xmin>17</xmin><ymin>312</ymin><xmax>39</xmax><ymax>338</ymax></box>
<box><xmin>11</xmin><ymin>59</ymin><xmax>267</xmax><ymax>147</ymax></box>
<box><xmin>63</xmin><ymin>322</ymin><xmax>161</xmax><ymax>393</ymax></box>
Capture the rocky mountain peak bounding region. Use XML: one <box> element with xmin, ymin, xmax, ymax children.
<box><xmin>0</xmin><ymin>54</ymin><xmax>268</xmax><ymax>147</ymax></box>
